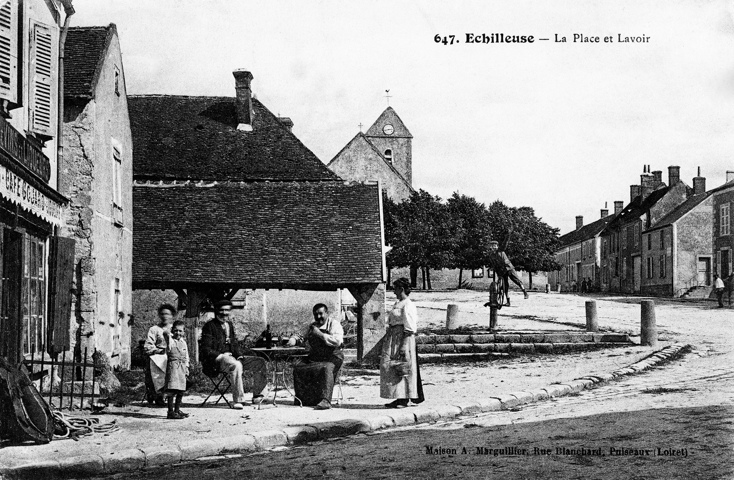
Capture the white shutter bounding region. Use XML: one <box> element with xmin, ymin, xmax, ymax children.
<box><xmin>0</xmin><ymin>0</ymin><xmax>18</xmax><ymax>104</ymax></box>
<box><xmin>29</xmin><ymin>20</ymin><xmax>57</xmax><ymax>137</ymax></box>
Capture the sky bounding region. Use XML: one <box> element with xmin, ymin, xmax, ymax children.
<box><xmin>70</xmin><ymin>0</ymin><xmax>734</xmax><ymax>233</ymax></box>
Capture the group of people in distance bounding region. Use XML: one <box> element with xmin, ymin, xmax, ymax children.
<box><xmin>141</xmin><ymin>242</ymin><xmax>530</xmax><ymax>416</ymax></box>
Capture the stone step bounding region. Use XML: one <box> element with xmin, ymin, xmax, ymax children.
<box><xmin>415</xmin><ymin>332</ymin><xmax>630</xmax><ymax>345</ymax></box>
<box><xmin>418</xmin><ymin>341</ymin><xmax>632</xmax><ymax>361</ymax></box>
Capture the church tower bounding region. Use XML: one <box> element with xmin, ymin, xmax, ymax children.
<box><xmin>363</xmin><ymin>107</ymin><xmax>413</xmax><ymax>186</ymax></box>
<box><xmin>327</xmin><ymin>106</ymin><xmax>414</xmax><ymax>201</ymax></box>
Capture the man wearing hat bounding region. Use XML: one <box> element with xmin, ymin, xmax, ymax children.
<box><xmin>484</xmin><ymin>240</ymin><xmax>529</xmax><ymax>307</ymax></box>
<box><xmin>200</xmin><ymin>299</ymin><xmax>267</xmax><ymax>409</ymax></box>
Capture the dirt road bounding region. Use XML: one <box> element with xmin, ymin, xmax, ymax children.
<box><xmin>94</xmin><ymin>292</ymin><xmax>734</xmax><ymax>480</ymax></box>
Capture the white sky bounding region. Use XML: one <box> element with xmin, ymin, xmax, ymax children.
<box><xmin>70</xmin><ymin>0</ymin><xmax>734</xmax><ymax>233</ymax></box>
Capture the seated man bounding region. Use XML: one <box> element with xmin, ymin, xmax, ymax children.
<box><xmin>293</xmin><ymin>303</ymin><xmax>344</xmax><ymax>410</ymax></box>
<box><xmin>483</xmin><ymin>240</ymin><xmax>529</xmax><ymax>307</ymax></box>
<box><xmin>200</xmin><ymin>299</ymin><xmax>267</xmax><ymax>409</ymax></box>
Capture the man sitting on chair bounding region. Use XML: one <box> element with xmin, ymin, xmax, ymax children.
<box><xmin>293</xmin><ymin>303</ymin><xmax>344</xmax><ymax>410</ymax></box>
<box><xmin>200</xmin><ymin>299</ymin><xmax>267</xmax><ymax>409</ymax></box>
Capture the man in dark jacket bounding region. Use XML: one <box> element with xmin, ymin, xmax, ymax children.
<box><xmin>200</xmin><ymin>300</ymin><xmax>267</xmax><ymax>409</ymax></box>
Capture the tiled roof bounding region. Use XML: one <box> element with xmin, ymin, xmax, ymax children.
<box><xmin>558</xmin><ymin>213</ymin><xmax>617</xmax><ymax>247</ymax></box>
<box><xmin>606</xmin><ymin>187</ymin><xmax>669</xmax><ymax>230</ymax></box>
<box><xmin>129</xmin><ymin>95</ymin><xmax>340</xmax><ymax>182</ymax></box>
<box><xmin>133</xmin><ymin>182</ymin><xmax>383</xmax><ymax>288</ymax></box>
<box><xmin>646</xmin><ymin>192</ymin><xmax>712</xmax><ymax>231</ymax></box>
<box><xmin>64</xmin><ymin>25</ymin><xmax>115</xmax><ymax>98</ymax></box>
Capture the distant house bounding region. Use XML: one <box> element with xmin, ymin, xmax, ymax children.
<box><xmin>640</xmin><ymin>192</ymin><xmax>713</xmax><ymax>297</ymax></box>
<box><xmin>550</xmin><ymin>205</ymin><xmax>619</xmax><ymax>292</ymax></box>
<box><xmin>711</xmin><ymin>172</ymin><xmax>734</xmax><ymax>279</ymax></box>
<box><xmin>60</xmin><ymin>24</ymin><xmax>133</xmax><ymax>367</ymax></box>
<box><xmin>600</xmin><ymin>167</ymin><xmax>692</xmax><ymax>293</ymax></box>
<box><xmin>328</xmin><ymin>107</ymin><xmax>414</xmax><ymax>201</ymax></box>
<box><xmin>130</xmin><ymin>71</ymin><xmax>386</xmax><ymax>362</ymax></box>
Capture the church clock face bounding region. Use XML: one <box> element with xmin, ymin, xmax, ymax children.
<box><xmin>383</xmin><ymin>124</ymin><xmax>394</xmax><ymax>135</ymax></box>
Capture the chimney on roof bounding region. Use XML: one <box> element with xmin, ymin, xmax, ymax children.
<box><xmin>233</xmin><ymin>69</ymin><xmax>254</xmax><ymax>131</ymax></box>
<box><xmin>614</xmin><ymin>201</ymin><xmax>624</xmax><ymax>214</ymax></box>
<box><xmin>668</xmin><ymin>165</ymin><xmax>680</xmax><ymax>186</ymax></box>
<box><xmin>630</xmin><ymin>185</ymin><xmax>641</xmax><ymax>202</ymax></box>
<box><xmin>652</xmin><ymin>170</ymin><xmax>663</xmax><ymax>186</ymax></box>
<box><xmin>640</xmin><ymin>172</ymin><xmax>654</xmax><ymax>188</ymax></box>
<box><xmin>576</xmin><ymin>216</ymin><xmax>583</xmax><ymax>230</ymax></box>
<box><xmin>278</xmin><ymin>116</ymin><xmax>294</xmax><ymax>131</ymax></box>
<box><xmin>727</xmin><ymin>170</ymin><xmax>734</xmax><ymax>183</ymax></box>
<box><xmin>600</xmin><ymin>208</ymin><xmax>608</xmax><ymax>218</ymax></box>
<box><xmin>693</xmin><ymin>166</ymin><xmax>706</xmax><ymax>195</ymax></box>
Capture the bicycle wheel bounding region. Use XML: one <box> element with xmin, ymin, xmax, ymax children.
<box><xmin>496</xmin><ymin>279</ymin><xmax>507</xmax><ymax>310</ymax></box>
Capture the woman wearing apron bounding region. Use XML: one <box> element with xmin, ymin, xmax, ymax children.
<box><xmin>380</xmin><ymin>278</ymin><xmax>425</xmax><ymax>408</ymax></box>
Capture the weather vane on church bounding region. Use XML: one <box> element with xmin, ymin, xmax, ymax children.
<box><xmin>385</xmin><ymin>89</ymin><xmax>392</xmax><ymax>106</ymax></box>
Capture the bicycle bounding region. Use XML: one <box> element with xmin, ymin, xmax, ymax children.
<box><xmin>484</xmin><ymin>270</ymin><xmax>507</xmax><ymax>330</ymax></box>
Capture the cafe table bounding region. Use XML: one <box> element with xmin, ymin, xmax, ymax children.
<box><xmin>250</xmin><ymin>346</ymin><xmax>308</xmax><ymax>408</ymax></box>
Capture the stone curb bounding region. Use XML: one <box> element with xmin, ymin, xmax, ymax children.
<box><xmin>416</xmin><ymin>341</ymin><xmax>633</xmax><ymax>360</ymax></box>
<box><xmin>0</xmin><ymin>343</ymin><xmax>690</xmax><ymax>480</ymax></box>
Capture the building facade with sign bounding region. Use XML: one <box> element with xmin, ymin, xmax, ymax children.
<box><xmin>0</xmin><ymin>0</ymin><xmax>75</xmax><ymax>363</ymax></box>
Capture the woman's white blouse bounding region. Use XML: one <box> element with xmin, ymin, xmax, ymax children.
<box><xmin>388</xmin><ymin>298</ymin><xmax>418</xmax><ymax>333</ymax></box>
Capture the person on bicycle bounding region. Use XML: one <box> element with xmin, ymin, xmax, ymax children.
<box><xmin>483</xmin><ymin>240</ymin><xmax>529</xmax><ymax>307</ymax></box>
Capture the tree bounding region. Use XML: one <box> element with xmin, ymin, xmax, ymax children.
<box><xmin>383</xmin><ymin>190</ymin><xmax>457</xmax><ymax>290</ymax></box>
<box><xmin>485</xmin><ymin>202</ymin><xmax>561</xmax><ymax>288</ymax></box>
<box><xmin>446</xmin><ymin>193</ymin><xmax>492</xmax><ymax>288</ymax></box>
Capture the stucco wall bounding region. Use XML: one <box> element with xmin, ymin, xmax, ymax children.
<box><xmin>366</xmin><ymin>136</ymin><xmax>412</xmax><ymax>186</ymax></box>
<box><xmin>328</xmin><ymin>136</ymin><xmax>412</xmax><ymax>201</ymax></box>
<box><xmin>59</xmin><ymin>33</ymin><xmax>133</xmax><ymax>367</ymax></box>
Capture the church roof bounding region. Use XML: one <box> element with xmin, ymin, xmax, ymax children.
<box><xmin>364</xmin><ymin>107</ymin><xmax>413</xmax><ymax>138</ymax></box>
<box><xmin>129</xmin><ymin>95</ymin><xmax>340</xmax><ymax>182</ymax></box>
<box><xmin>133</xmin><ymin>181</ymin><xmax>384</xmax><ymax>289</ymax></box>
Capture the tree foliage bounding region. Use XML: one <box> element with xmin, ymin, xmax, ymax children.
<box><xmin>383</xmin><ymin>192</ymin><xmax>561</xmax><ymax>289</ymax></box>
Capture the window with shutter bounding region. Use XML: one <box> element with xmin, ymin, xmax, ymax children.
<box><xmin>0</xmin><ymin>0</ymin><xmax>18</xmax><ymax>106</ymax></box>
<box><xmin>29</xmin><ymin>20</ymin><xmax>57</xmax><ymax>138</ymax></box>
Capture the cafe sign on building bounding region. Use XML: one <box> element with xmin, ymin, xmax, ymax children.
<box><xmin>0</xmin><ymin>164</ymin><xmax>64</xmax><ymax>225</ymax></box>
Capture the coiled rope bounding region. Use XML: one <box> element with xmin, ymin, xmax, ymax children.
<box><xmin>52</xmin><ymin>411</ymin><xmax>120</xmax><ymax>440</ymax></box>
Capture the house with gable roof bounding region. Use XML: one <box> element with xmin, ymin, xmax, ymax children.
<box><xmin>328</xmin><ymin>106</ymin><xmax>414</xmax><ymax>201</ymax></box>
<box><xmin>59</xmin><ymin>24</ymin><xmax>133</xmax><ymax>367</ymax></box>
<box><xmin>130</xmin><ymin>70</ymin><xmax>387</xmax><ymax>362</ymax></box>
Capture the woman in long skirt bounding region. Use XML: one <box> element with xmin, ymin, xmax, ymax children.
<box><xmin>380</xmin><ymin>277</ymin><xmax>424</xmax><ymax>408</ymax></box>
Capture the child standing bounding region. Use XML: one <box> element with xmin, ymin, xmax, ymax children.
<box><xmin>165</xmin><ymin>320</ymin><xmax>190</xmax><ymax>419</ymax></box>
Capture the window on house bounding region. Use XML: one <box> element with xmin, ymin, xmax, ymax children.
<box><xmin>721</xmin><ymin>203</ymin><xmax>730</xmax><ymax>236</ymax></box>
<box><xmin>112</xmin><ymin>278</ymin><xmax>121</xmax><ymax>356</ymax></box>
<box><xmin>29</xmin><ymin>21</ymin><xmax>58</xmax><ymax>138</ymax></box>
<box><xmin>0</xmin><ymin>0</ymin><xmax>19</xmax><ymax>108</ymax></box>
<box><xmin>384</xmin><ymin>149</ymin><xmax>393</xmax><ymax>164</ymax></box>
<box><xmin>659</xmin><ymin>255</ymin><xmax>666</xmax><ymax>278</ymax></box>
<box><xmin>634</xmin><ymin>223</ymin><xmax>640</xmax><ymax>247</ymax></box>
<box><xmin>22</xmin><ymin>234</ymin><xmax>46</xmax><ymax>356</ymax></box>
<box><xmin>646</xmin><ymin>257</ymin><xmax>653</xmax><ymax>279</ymax></box>
<box><xmin>660</xmin><ymin>231</ymin><xmax>665</xmax><ymax>250</ymax></box>
<box><xmin>647</xmin><ymin>233</ymin><xmax>651</xmax><ymax>250</ymax></box>
<box><xmin>471</xmin><ymin>268</ymin><xmax>483</xmax><ymax>278</ymax></box>
<box><xmin>114</xmin><ymin>66</ymin><xmax>120</xmax><ymax>96</ymax></box>
<box><xmin>614</xmin><ymin>257</ymin><xmax>619</xmax><ymax>277</ymax></box>
<box><xmin>112</xmin><ymin>144</ymin><xmax>123</xmax><ymax>226</ymax></box>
